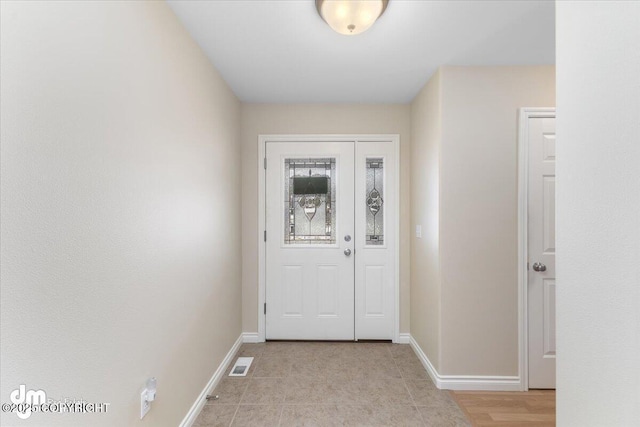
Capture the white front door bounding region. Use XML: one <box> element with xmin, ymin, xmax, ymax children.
<box><xmin>265</xmin><ymin>139</ymin><xmax>396</xmax><ymax>341</ymax></box>
<box><xmin>527</xmin><ymin>116</ymin><xmax>556</xmax><ymax>388</ymax></box>
<box><xmin>265</xmin><ymin>141</ymin><xmax>355</xmax><ymax>340</ymax></box>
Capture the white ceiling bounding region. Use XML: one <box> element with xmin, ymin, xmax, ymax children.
<box><xmin>167</xmin><ymin>0</ymin><xmax>555</xmax><ymax>104</ymax></box>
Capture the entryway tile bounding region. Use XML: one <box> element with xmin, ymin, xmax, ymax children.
<box><xmin>395</xmin><ymin>357</ymin><xmax>431</xmax><ymax>380</ymax></box>
<box><xmin>252</xmin><ymin>356</ymin><xmax>292</xmax><ymax>378</ymax></box>
<box><xmin>241</xmin><ymin>378</ymin><xmax>287</xmax><ymax>404</ymax></box>
<box><xmin>208</xmin><ymin>378</ymin><xmax>248</xmax><ymax>405</ymax></box>
<box><xmin>193</xmin><ymin>404</ymin><xmax>237</xmax><ymax>427</ymax></box>
<box><xmin>417</xmin><ymin>405</ymin><xmax>471</xmax><ymax>427</ymax></box>
<box><xmin>193</xmin><ymin>342</ymin><xmax>474</xmax><ymax>426</ymax></box>
<box><xmin>230</xmin><ymin>404</ymin><xmax>282</xmax><ymax>427</ymax></box>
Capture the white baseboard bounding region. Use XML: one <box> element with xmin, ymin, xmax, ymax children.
<box><xmin>242</xmin><ymin>332</ymin><xmax>261</xmax><ymax>343</ymax></box>
<box><xmin>409</xmin><ymin>335</ymin><xmax>522</xmax><ymax>391</ymax></box>
<box><xmin>179</xmin><ymin>334</ymin><xmax>243</xmax><ymax>427</ymax></box>
<box><xmin>395</xmin><ymin>333</ymin><xmax>410</xmax><ymax>344</ymax></box>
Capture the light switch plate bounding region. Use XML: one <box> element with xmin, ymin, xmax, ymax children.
<box><xmin>416</xmin><ymin>225</ymin><xmax>422</xmax><ymax>238</ymax></box>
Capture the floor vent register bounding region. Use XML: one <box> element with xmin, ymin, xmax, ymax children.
<box><xmin>228</xmin><ymin>357</ymin><xmax>253</xmax><ymax>377</ymax></box>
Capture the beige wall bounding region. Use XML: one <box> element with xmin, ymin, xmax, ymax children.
<box><xmin>410</xmin><ymin>66</ymin><xmax>555</xmax><ymax>376</ymax></box>
<box><xmin>241</xmin><ymin>104</ymin><xmax>411</xmax><ymax>334</ymax></box>
<box><xmin>0</xmin><ymin>2</ymin><xmax>241</xmax><ymax>426</ymax></box>
<box><xmin>440</xmin><ymin>65</ymin><xmax>555</xmax><ymax>375</ymax></box>
<box><xmin>410</xmin><ymin>70</ymin><xmax>442</xmax><ymax>370</ymax></box>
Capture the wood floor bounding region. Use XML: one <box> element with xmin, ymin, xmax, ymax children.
<box><xmin>451</xmin><ymin>390</ymin><xmax>556</xmax><ymax>427</ymax></box>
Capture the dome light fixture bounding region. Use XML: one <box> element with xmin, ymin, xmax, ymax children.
<box><xmin>316</xmin><ymin>0</ymin><xmax>389</xmax><ymax>36</ymax></box>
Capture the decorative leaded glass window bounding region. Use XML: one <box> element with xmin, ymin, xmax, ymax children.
<box><xmin>284</xmin><ymin>158</ymin><xmax>336</xmax><ymax>244</ymax></box>
<box><xmin>366</xmin><ymin>158</ymin><xmax>384</xmax><ymax>245</ymax></box>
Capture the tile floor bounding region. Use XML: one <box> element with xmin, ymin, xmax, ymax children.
<box><xmin>194</xmin><ymin>342</ymin><xmax>470</xmax><ymax>427</ymax></box>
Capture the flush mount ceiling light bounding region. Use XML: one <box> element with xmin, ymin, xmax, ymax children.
<box><xmin>316</xmin><ymin>0</ymin><xmax>389</xmax><ymax>36</ymax></box>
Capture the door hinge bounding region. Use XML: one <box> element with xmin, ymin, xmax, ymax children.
<box><xmin>264</xmin><ymin>158</ymin><xmax>267</xmax><ymax>169</ymax></box>
<box><xmin>264</xmin><ymin>230</ymin><xmax>267</xmax><ymax>242</ymax></box>
<box><xmin>264</xmin><ymin>303</ymin><xmax>266</xmax><ymax>314</ymax></box>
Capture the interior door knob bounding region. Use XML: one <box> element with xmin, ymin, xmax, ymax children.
<box><xmin>532</xmin><ymin>262</ymin><xmax>546</xmax><ymax>272</ymax></box>
<box><xmin>344</xmin><ymin>249</ymin><xmax>352</xmax><ymax>256</ymax></box>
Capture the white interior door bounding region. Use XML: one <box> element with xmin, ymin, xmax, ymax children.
<box><xmin>527</xmin><ymin>116</ymin><xmax>556</xmax><ymax>388</ymax></box>
<box><xmin>265</xmin><ymin>142</ymin><xmax>355</xmax><ymax>340</ymax></box>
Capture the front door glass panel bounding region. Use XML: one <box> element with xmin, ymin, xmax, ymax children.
<box><xmin>284</xmin><ymin>158</ymin><xmax>336</xmax><ymax>244</ymax></box>
<box><xmin>365</xmin><ymin>157</ymin><xmax>384</xmax><ymax>245</ymax></box>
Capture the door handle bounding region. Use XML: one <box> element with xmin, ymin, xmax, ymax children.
<box><xmin>532</xmin><ymin>262</ymin><xmax>546</xmax><ymax>272</ymax></box>
<box><xmin>344</xmin><ymin>249</ymin><xmax>352</xmax><ymax>256</ymax></box>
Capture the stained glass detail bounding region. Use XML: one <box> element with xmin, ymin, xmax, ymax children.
<box><xmin>284</xmin><ymin>158</ymin><xmax>336</xmax><ymax>244</ymax></box>
<box><xmin>366</xmin><ymin>158</ymin><xmax>384</xmax><ymax>245</ymax></box>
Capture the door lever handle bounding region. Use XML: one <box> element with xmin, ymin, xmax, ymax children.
<box><xmin>344</xmin><ymin>249</ymin><xmax>352</xmax><ymax>256</ymax></box>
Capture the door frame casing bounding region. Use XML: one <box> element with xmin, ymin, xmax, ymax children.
<box><xmin>517</xmin><ymin>108</ymin><xmax>556</xmax><ymax>391</ymax></box>
<box><xmin>257</xmin><ymin>134</ymin><xmax>400</xmax><ymax>343</ymax></box>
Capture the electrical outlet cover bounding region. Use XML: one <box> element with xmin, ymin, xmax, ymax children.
<box><xmin>140</xmin><ymin>389</ymin><xmax>151</xmax><ymax>419</ymax></box>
